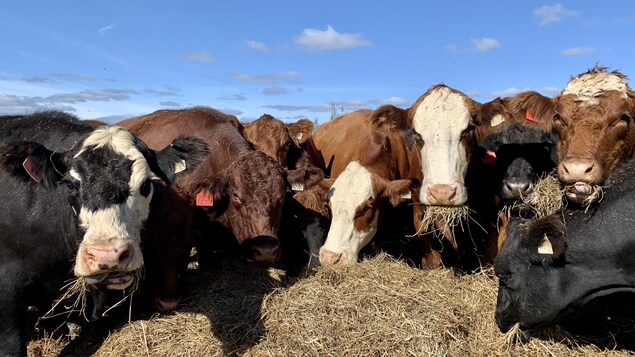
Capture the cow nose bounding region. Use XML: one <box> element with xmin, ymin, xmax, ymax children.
<box><xmin>503</xmin><ymin>179</ymin><xmax>533</xmax><ymax>198</ymax></box>
<box><xmin>319</xmin><ymin>249</ymin><xmax>345</xmax><ymax>265</ymax></box>
<box><xmin>426</xmin><ymin>184</ymin><xmax>458</xmax><ymax>205</ymax></box>
<box><xmin>87</xmin><ymin>243</ymin><xmax>134</xmax><ymax>272</ymax></box>
<box><xmin>559</xmin><ymin>158</ymin><xmax>602</xmax><ymax>184</ymax></box>
<box><xmin>242</xmin><ymin>236</ymin><xmax>281</xmax><ymax>263</ymax></box>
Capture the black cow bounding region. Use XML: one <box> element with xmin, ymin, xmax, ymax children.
<box><xmin>479</xmin><ymin>121</ymin><xmax>558</xmax><ymax>201</ymax></box>
<box><xmin>0</xmin><ymin>111</ymin><xmax>206</xmax><ymax>356</ymax></box>
<box><xmin>494</xmin><ymin>157</ymin><xmax>635</xmax><ymax>341</ymax></box>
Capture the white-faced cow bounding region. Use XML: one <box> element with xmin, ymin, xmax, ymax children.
<box><xmin>0</xmin><ymin>111</ymin><xmax>206</xmax><ymax>356</ymax></box>
<box><xmin>313</xmin><ymin>85</ymin><xmax>507</xmax><ymax>267</ymax></box>
<box><xmin>495</xmin><ymin>157</ymin><xmax>635</xmax><ymax>341</ymax></box>
<box><xmin>554</xmin><ymin>66</ymin><xmax>635</xmax><ymax>205</ymax></box>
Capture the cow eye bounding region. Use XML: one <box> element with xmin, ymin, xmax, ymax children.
<box><xmin>553</xmin><ymin>113</ymin><xmax>567</xmax><ymax>127</ymax></box>
<box><xmin>139</xmin><ymin>179</ymin><xmax>152</xmax><ymax>197</ymax></box>
<box><xmin>620</xmin><ymin>114</ymin><xmax>631</xmax><ymax>124</ymax></box>
<box><xmin>461</xmin><ymin>125</ymin><xmax>475</xmax><ymax>139</ymax></box>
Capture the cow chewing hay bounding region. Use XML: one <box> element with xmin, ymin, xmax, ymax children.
<box><xmin>500</xmin><ymin>174</ymin><xmax>564</xmax><ymax>220</ymax></box>
<box><xmin>419</xmin><ymin>205</ymin><xmax>470</xmax><ymax>235</ymax></box>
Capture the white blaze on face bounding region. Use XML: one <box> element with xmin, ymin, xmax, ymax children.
<box><xmin>561</xmin><ymin>72</ymin><xmax>628</xmax><ymax>106</ymax></box>
<box><xmin>73</xmin><ymin>126</ymin><xmax>154</xmax><ymax>277</ymax></box>
<box><xmin>413</xmin><ymin>87</ymin><xmax>470</xmax><ymax>205</ymax></box>
<box><xmin>319</xmin><ymin>161</ymin><xmax>378</xmax><ymax>264</ymax></box>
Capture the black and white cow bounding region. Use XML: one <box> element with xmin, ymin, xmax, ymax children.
<box><xmin>494</xmin><ymin>157</ymin><xmax>635</xmax><ymax>341</ymax></box>
<box><xmin>0</xmin><ymin>111</ymin><xmax>206</xmax><ymax>356</ymax></box>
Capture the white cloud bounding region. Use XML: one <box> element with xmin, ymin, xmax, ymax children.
<box><xmin>295</xmin><ymin>25</ymin><xmax>372</xmax><ymax>52</ymax></box>
<box><xmin>470</xmin><ymin>38</ymin><xmax>501</xmax><ymax>53</ymax></box>
<box><xmin>98</xmin><ymin>23</ymin><xmax>117</xmax><ymax>36</ymax></box>
<box><xmin>538</xmin><ymin>86</ymin><xmax>561</xmax><ymax>96</ymax></box>
<box><xmin>245</xmin><ymin>40</ymin><xmax>271</xmax><ymax>53</ymax></box>
<box><xmin>560</xmin><ymin>47</ymin><xmax>595</xmax><ymax>56</ymax></box>
<box><xmin>533</xmin><ymin>4</ymin><xmax>580</xmax><ymax>26</ymax></box>
<box><xmin>488</xmin><ymin>87</ymin><xmax>531</xmax><ymax>98</ymax></box>
<box><xmin>444</xmin><ymin>38</ymin><xmax>501</xmax><ymax>53</ymax></box>
<box><xmin>181</xmin><ymin>50</ymin><xmax>217</xmax><ymax>62</ymax></box>
<box><xmin>228</xmin><ymin>71</ymin><xmax>302</xmax><ymax>84</ymax></box>
<box><xmin>159</xmin><ymin>101</ymin><xmax>180</xmax><ymax>107</ymax></box>
<box><xmin>261</xmin><ymin>86</ymin><xmax>290</xmax><ymax>96</ymax></box>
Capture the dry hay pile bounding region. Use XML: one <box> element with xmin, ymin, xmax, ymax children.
<box><xmin>28</xmin><ymin>255</ymin><xmax>630</xmax><ymax>357</ymax></box>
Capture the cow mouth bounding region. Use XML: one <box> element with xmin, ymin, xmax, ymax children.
<box><xmin>84</xmin><ymin>271</ymin><xmax>136</xmax><ymax>290</ymax></box>
<box><xmin>565</xmin><ymin>182</ymin><xmax>602</xmax><ymax>204</ymax></box>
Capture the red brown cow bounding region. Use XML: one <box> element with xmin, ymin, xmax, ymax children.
<box><xmin>554</xmin><ymin>66</ymin><xmax>635</xmax><ymax>204</ymax></box>
<box><xmin>240</xmin><ymin>114</ymin><xmax>323</xmax><ymax>190</ymax></box>
<box><xmin>118</xmin><ymin>107</ymin><xmax>314</xmax><ymax>264</ymax></box>
<box><xmin>312</xmin><ymin>85</ymin><xmax>507</xmax><ymax>267</ymax></box>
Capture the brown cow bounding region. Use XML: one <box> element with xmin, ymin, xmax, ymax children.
<box><xmin>240</xmin><ymin>114</ymin><xmax>323</xmax><ymax>191</ymax></box>
<box><xmin>313</xmin><ymin>85</ymin><xmax>507</xmax><ymax>267</ymax></box>
<box><xmin>118</xmin><ymin>107</ymin><xmax>314</xmax><ymax>264</ymax></box>
<box><xmin>554</xmin><ymin>66</ymin><xmax>635</xmax><ymax>204</ymax></box>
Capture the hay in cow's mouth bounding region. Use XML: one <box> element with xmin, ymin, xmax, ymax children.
<box><xmin>419</xmin><ymin>205</ymin><xmax>469</xmax><ymax>235</ymax></box>
<box><xmin>564</xmin><ymin>183</ymin><xmax>604</xmax><ymax>209</ymax></box>
<box><xmin>501</xmin><ymin>174</ymin><xmax>564</xmax><ymax>219</ymax></box>
<box><xmin>39</xmin><ymin>269</ymin><xmax>142</xmax><ymax>323</ymax></box>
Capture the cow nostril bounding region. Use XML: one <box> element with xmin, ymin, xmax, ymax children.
<box><xmin>562</xmin><ymin>164</ymin><xmax>570</xmax><ymax>174</ymax></box>
<box><xmin>522</xmin><ymin>182</ymin><xmax>532</xmax><ymax>194</ymax></box>
<box><xmin>119</xmin><ymin>250</ymin><xmax>130</xmax><ymax>263</ymax></box>
<box><xmin>584</xmin><ymin>164</ymin><xmax>594</xmax><ymax>174</ymax></box>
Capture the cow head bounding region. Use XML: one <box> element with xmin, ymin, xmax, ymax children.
<box><xmin>191</xmin><ymin>150</ymin><xmax>288</xmax><ymax>263</ymax></box>
<box><xmin>242</xmin><ymin>115</ymin><xmax>323</xmax><ymax>191</ymax></box>
<box><xmin>480</xmin><ymin>122</ymin><xmax>557</xmax><ymax>200</ymax></box>
<box><xmin>494</xmin><ymin>215</ymin><xmax>567</xmax><ymax>338</ymax></box>
<box><xmin>0</xmin><ymin>126</ymin><xmax>207</xmax><ymax>290</ymax></box>
<box><xmin>319</xmin><ymin>161</ymin><xmax>417</xmax><ymax>265</ymax></box>
<box><xmin>555</xmin><ymin>66</ymin><xmax>635</xmax><ymax>204</ymax></box>
<box><xmin>405</xmin><ymin>85</ymin><xmax>483</xmax><ymax>206</ymax></box>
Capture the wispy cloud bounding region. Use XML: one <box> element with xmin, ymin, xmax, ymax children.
<box><xmin>487</xmin><ymin>87</ymin><xmax>532</xmax><ymax>98</ymax></box>
<box><xmin>261</xmin><ymin>86</ymin><xmax>290</xmax><ymax>96</ymax></box>
<box><xmin>218</xmin><ymin>93</ymin><xmax>247</xmax><ymax>101</ymax></box>
<box><xmin>181</xmin><ymin>50</ymin><xmax>217</xmax><ymax>62</ymax></box>
<box><xmin>533</xmin><ymin>4</ymin><xmax>580</xmax><ymax>26</ymax></box>
<box><xmin>46</xmin><ymin>88</ymin><xmax>138</xmax><ymax>103</ymax></box>
<box><xmin>444</xmin><ymin>38</ymin><xmax>501</xmax><ymax>53</ymax></box>
<box><xmin>560</xmin><ymin>46</ymin><xmax>595</xmax><ymax>56</ymax></box>
<box><xmin>539</xmin><ymin>86</ymin><xmax>561</xmax><ymax>96</ymax></box>
<box><xmin>245</xmin><ymin>40</ymin><xmax>271</xmax><ymax>53</ymax></box>
<box><xmin>295</xmin><ymin>25</ymin><xmax>372</xmax><ymax>52</ymax></box>
<box><xmin>159</xmin><ymin>101</ymin><xmax>180</xmax><ymax>107</ymax></box>
<box><xmin>144</xmin><ymin>87</ymin><xmax>181</xmax><ymax>96</ymax></box>
<box><xmin>228</xmin><ymin>71</ymin><xmax>302</xmax><ymax>84</ymax></box>
<box><xmin>98</xmin><ymin>23</ymin><xmax>117</xmax><ymax>35</ymax></box>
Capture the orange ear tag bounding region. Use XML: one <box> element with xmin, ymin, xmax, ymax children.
<box><xmin>196</xmin><ymin>190</ymin><xmax>214</xmax><ymax>206</ymax></box>
<box><xmin>525</xmin><ymin>110</ymin><xmax>544</xmax><ymax>123</ymax></box>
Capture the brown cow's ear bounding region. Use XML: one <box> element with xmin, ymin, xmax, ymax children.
<box><xmin>476</xmin><ymin>97</ymin><xmax>507</xmax><ymax>127</ymax></box>
<box><xmin>370</xmin><ymin>105</ymin><xmax>410</xmax><ymax>132</ymax></box>
<box><xmin>286</xmin><ymin>166</ymin><xmax>325</xmax><ymax>192</ymax></box>
<box><xmin>382</xmin><ymin>178</ymin><xmax>419</xmax><ymax>207</ymax></box>
<box><xmin>287</xmin><ymin>119</ymin><xmax>314</xmax><ymax>145</ymax></box>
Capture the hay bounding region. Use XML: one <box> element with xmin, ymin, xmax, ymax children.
<box><xmin>419</xmin><ymin>205</ymin><xmax>470</xmax><ymax>235</ymax></box>
<box><xmin>28</xmin><ymin>255</ymin><xmax>633</xmax><ymax>356</ymax></box>
<box><xmin>501</xmin><ymin>174</ymin><xmax>564</xmax><ymax>220</ymax></box>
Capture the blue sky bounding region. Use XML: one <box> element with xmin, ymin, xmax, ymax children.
<box><xmin>1</xmin><ymin>1</ymin><xmax>635</xmax><ymax>123</ymax></box>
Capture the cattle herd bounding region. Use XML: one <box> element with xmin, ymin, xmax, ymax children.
<box><xmin>2</xmin><ymin>65</ymin><xmax>635</xmax><ymax>355</ymax></box>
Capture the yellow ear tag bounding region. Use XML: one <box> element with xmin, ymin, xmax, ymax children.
<box><xmin>538</xmin><ymin>234</ymin><xmax>554</xmax><ymax>255</ymax></box>
<box><xmin>490</xmin><ymin>114</ymin><xmax>504</xmax><ymax>127</ymax></box>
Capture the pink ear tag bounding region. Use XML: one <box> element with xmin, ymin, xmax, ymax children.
<box><xmin>482</xmin><ymin>150</ymin><xmax>497</xmax><ymax>164</ymax></box>
<box><xmin>22</xmin><ymin>156</ymin><xmax>42</xmax><ymax>182</ymax></box>
<box><xmin>525</xmin><ymin>110</ymin><xmax>544</xmax><ymax>123</ymax></box>
<box><xmin>196</xmin><ymin>190</ymin><xmax>214</xmax><ymax>206</ymax></box>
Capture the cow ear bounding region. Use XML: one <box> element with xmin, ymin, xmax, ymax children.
<box><xmin>479</xmin><ymin>132</ymin><xmax>506</xmax><ymax>152</ymax></box>
<box><xmin>476</xmin><ymin>97</ymin><xmax>508</xmax><ymax>128</ymax></box>
<box><xmin>370</xmin><ymin>105</ymin><xmax>410</xmax><ymax>132</ymax></box>
<box><xmin>0</xmin><ymin>141</ymin><xmax>66</xmax><ymax>189</ymax></box>
<box><xmin>521</xmin><ymin>215</ymin><xmax>567</xmax><ymax>264</ymax></box>
<box><xmin>286</xmin><ymin>166</ymin><xmax>325</xmax><ymax>192</ymax></box>
<box><xmin>153</xmin><ymin>136</ymin><xmax>209</xmax><ymax>184</ymax></box>
<box><xmin>287</xmin><ymin>119</ymin><xmax>314</xmax><ymax>145</ymax></box>
<box><xmin>382</xmin><ymin>178</ymin><xmax>419</xmax><ymax>207</ymax></box>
